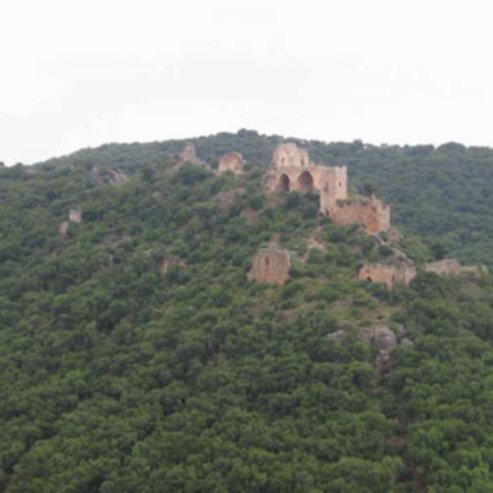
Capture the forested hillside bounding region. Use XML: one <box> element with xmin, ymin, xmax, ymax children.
<box><xmin>1</xmin><ymin>131</ymin><xmax>493</xmax><ymax>491</ymax></box>
<box><xmin>34</xmin><ymin>129</ymin><xmax>493</xmax><ymax>269</ymax></box>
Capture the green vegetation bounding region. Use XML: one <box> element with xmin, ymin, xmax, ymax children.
<box><xmin>1</xmin><ymin>131</ymin><xmax>493</xmax><ymax>492</ymax></box>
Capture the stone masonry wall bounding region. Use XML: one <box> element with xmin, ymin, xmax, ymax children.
<box><xmin>424</xmin><ymin>258</ymin><xmax>481</xmax><ymax>277</ymax></box>
<box><xmin>330</xmin><ymin>196</ymin><xmax>390</xmax><ymax>234</ymax></box>
<box><xmin>264</xmin><ymin>144</ymin><xmax>348</xmax><ymax>209</ymax></box>
<box><xmin>358</xmin><ymin>262</ymin><xmax>416</xmax><ymax>288</ymax></box>
<box><xmin>69</xmin><ymin>209</ymin><xmax>82</xmax><ymax>224</ymax></box>
<box><xmin>247</xmin><ymin>247</ymin><xmax>291</xmax><ymax>285</ymax></box>
<box><xmin>218</xmin><ymin>152</ymin><xmax>244</xmax><ymax>175</ymax></box>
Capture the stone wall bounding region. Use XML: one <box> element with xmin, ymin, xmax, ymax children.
<box><xmin>247</xmin><ymin>247</ymin><xmax>291</xmax><ymax>285</ymax></box>
<box><xmin>181</xmin><ymin>143</ymin><xmax>205</xmax><ymax>166</ymax></box>
<box><xmin>358</xmin><ymin>261</ymin><xmax>416</xmax><ymax>288</ymax></box>
<box><xmin>69</xmin><ymin>209</ymin><xmax>82</xmax><ymax>224</ymax></box>
<box><xmin>424</xmin><ymin>258</ymin><xmax>481</xmax><ymax>277</ymax></box>
<box><xmin>272</xmin><ymin>143</ymin><xmax>310</xmax><ymax>168</ymax></box>
<box><xmin>218</xmin><ymin>152</ymin><xmax>244</xmax><ymax>175</ymax></box>
<box><xmin>330</xmin><ymin>196</ymin><xmax>390</xmax><ymax>234</ymax></box>
<box><xmin>264</xmin><ymin>143</ymin><xmax>348</xmax><ymax>213</ymax></box>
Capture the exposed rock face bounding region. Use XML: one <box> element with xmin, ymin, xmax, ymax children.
<box><xmin>358</xmin><ymin>261</ymin><xmax>416</xmax><ymax>288</ymax></box>
<box><xmin>423</xmin><ymin>258</ymin><xmax>482</xmax><ymax>277</ymax></box>
<box><xmin>329</xmin><ymin>196</ymin><xmax>391</xmax><ymax>234</ymax></box>
<box><xmin>69</xmin><ymin>209</ymin><xmax>82</xmax><ymax>224</ymax></box>
<box><xmin>361</xmin><ymin>326</ymin><xmax>398</xmax><ymax>366</ymax></box>
<box><xmin>86</xmin><ymin>167</ymin><xmax>127</xmax><ymax>186</ymax></box>
<box><xmin>247</xmin><ymin>246</ymin><xmax>291</xmax><ymax>285</ymax></box>
<box><xmin>107</xmin><ymin>169</ymin><xmax>128</xmax><ymax>185</ymax></box>
<box><xmin>218</xmin><ymin>152</ymin><xmax>244</xmax><ymax>175</ymax></box>
<box><xmin>326</xmin><ymin>326</ymin><xmax>404</xmax><ymax>366</ymax></box>
<box><xmin>326</xmin><ymin>329</ymin><xmax>347</xmax><ymax>343</ymax></box>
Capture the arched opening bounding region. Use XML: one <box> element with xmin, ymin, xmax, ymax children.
<box><xmin>297</xmin><ymin>171</ymin><xmax>314</xmax><ymax>192</ymax></box>
<box><xmin>278</xmin><ymin>174</ymin><xmax>290</xmax><ymax>191</ymax></box>
<box><xmin>366</xmin><ymin>276</ymin><xmax>373</xmax><ymax>282</ymax></box>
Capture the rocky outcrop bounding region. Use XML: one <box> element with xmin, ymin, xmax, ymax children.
<box><xmin>361</xmin><ymin>326</ymin><xmax>398</xmax><ymax>366</ymax></box>
<box><xmin>86</xmin><ymin>167</ymin><xmax>127</xmax><ymax>186</ymax></box>
<box><xmin>107</xmin><ymin>169</ymin><xmax>128</xmax><ymax>185</ymax></box>
<box><xmin>247</xmin><ymin>246</ymin><xmax>291</xmax><ymax>285</ymax></box>
<box><xmin>326</xmin><ymin>325</ymin><xmax>410</xmax><ymax>366</ymax></box>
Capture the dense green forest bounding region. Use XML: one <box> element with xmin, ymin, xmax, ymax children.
<box><xmin>1</xmin><ymin>130</ymin><xmax>493</xmax><ymax>492</ymax></box>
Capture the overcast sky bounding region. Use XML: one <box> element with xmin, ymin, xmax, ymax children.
<box><xmin>1</xmin><ymin>0</ymin><xmax>493</xmax><ymax>165</ymax></box>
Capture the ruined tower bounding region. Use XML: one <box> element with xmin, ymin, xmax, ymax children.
<box><xmin>263</xmin><ymin>143</ymin><xmax>390</xmax><ymax>234</ymax></box>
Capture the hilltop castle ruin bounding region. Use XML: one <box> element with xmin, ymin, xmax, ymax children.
<box><xmin>263</xmin><ymin>143</ymin><xmax>390</xmax><ymax>234</ymax></box>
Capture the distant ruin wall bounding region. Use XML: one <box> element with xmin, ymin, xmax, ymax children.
<box><xmin>69</xmin><ymin>209</ymin><xmax>82</xmax><ymax>224</ymax></box>
<box><xmin>424</xmin><ymin>258</ymin><xmax>481</xmax><ymax>277</ymax></box>
<box><xmin>330</xmin><ymin>196</ymin><xmax>390</xmax><ymax>234</ymax></box>
<box><xmin>264</xmin><ymin>144</ymin><xmax>348</xmax><ymax>211</ymax></box>
<box><xmin>358</xmin><ymin>262</ymin><xmax>416</xmax><ymax>288</ymax></box>
<box><xmin>248</xmin><ymin>247</ymin><xmax>291</xmax><ymax>285</ymax></box>
<box><xmin>272</xmin><ymin>143</ymin><xmax>310</xmax><ymax>168</ymax></box>
<box><xmin>180</xmin><ymin>143</ymin><xmax>205</xmax><ymax>166</ymax></box>
<box><xmin>218</xmin><ymin>152</ymin><xmax>244</xmax><ymax>175</ymax></box>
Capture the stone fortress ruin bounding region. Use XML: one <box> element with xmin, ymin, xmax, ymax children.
<box><xmin>263</xmin><ymin>143</ymin><xmax>390</xmax><ymax>234</ymax></box>
<box><xmin>218</xmin><ymin>152</ymin><xmax>244</xmax><ymax>175</ymax></box>
<box><xmin>60</xmin><ymin>141</ymin><xmax>484</xmax><ymax>288</ymax></box>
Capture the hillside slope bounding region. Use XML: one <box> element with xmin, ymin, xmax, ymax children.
<box><xmin>1</xmin><ymin>135</ymin><xmax>493</xmax><ymax>491</ymax></box>
<box><xmin>32</xmin><ymin>130</ymin><xmax>493</xmax><ymax>269</ymax></box>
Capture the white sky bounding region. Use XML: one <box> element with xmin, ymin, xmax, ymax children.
<box><xmin>1</xmin><ymin>0</ymin><xmax>493</xmax><ymax>165</ymax></box>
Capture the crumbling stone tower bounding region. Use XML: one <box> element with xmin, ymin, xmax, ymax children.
<box><xmin>263</xmin><ymin>143</ymin><xmax>390</xmax><ymax>234</ymax></box>
<box><xmin>218</xmin><ymin>152</ymin><xmax>244</xmax><ymax>175</ymax></box>
<box><xmin>264</xmin><ymin>143</ymin><xmax>347</xmax><ymax>208</ymax></box>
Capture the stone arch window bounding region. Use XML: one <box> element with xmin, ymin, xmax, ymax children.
<box><xmin>297</xmin><ymin>171</ymin><xmax>314</xmax><ymax>192</ymax></box>
<box><xmin>278</xmin><ymin>174</ymin><xmax>290</xmax><ymax>191</ymax></box>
